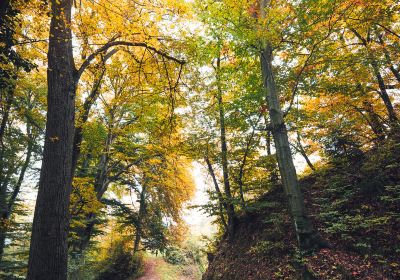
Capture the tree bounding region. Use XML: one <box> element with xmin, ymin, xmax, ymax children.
<box><xmin>27</xmin><ymin>0</ymin><xmax>76</xmax><ymax>278</ymax></box>
<box><xmin>183</xmin><ymin>5</ymin><xmax>274</xmax><ymax>235</ymax></box>
<box><xmin>0</xmin><ymin>3</ymin><xmax>47</xmax><ymax>273</ymax></box>
<box><xmin>257</xmin><ymin>0</ymin><xmax>322</xmax><ymax>251</ymax></box>
<box><xmin>0</xmin><ymin>79</ymin><xmax>45</xmax><ymax>264</ymax></box>
<box><xmin>215</xmin><ymin>55</ymin><xmax>237</xmax><ymax>236</ymax></box>
<box><xmin>27</xmin><ymin>0</ymin><xmax>186</xmax><ymax>276</ymax></box>
<box><xmin>68</xmin><ymin>42</ymin><xmax>186</xmax><ymax>252</ymax></box>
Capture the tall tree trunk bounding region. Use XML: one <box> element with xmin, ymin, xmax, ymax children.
<box><xmin>27</xmin><ymin>0</ymin><xmax>76</xmax><ymax>279</ymax></box>
<box><xmin>265</xmin><ymin>125</ymin><xmax>272</xmax><ymax>156</ymax></box>
<box><xmin>0</xmin><ymin>230</ymin><xmax>5</xmax><ymax>265</ymax></box>
<box><xmin>215</xmin><ymin>57</ymin><xmax>236</xmax><ymax>236</ymax></box>
<box><xmin>362</xmin><ymin>100</ymin><xmax>386</xmax><ymax>141</ymax></box>
<box><xmin>76</xmin><ymin>213</ymin><xmax>96</xmax><ymax>252</ymax></box>
<box><xmin>264</xmin><ymin>114</ymin><xmax>280</xmax><ymax>183</ymax></box>
<box><xmin>0</xmin><ymin>179</ymin><xmax>7</xmax><ymax>263</ymax></box>
<box><xmin>69</xmin><ymin>56</ymin><xmax>114</xmax><ymax>254</ymax></box>
<box><xmin>350</xmin><ymin>28</ymin><xmax>398</xmax><ymax>124</ymax></box>
<box><xmin>0</xmin><ymin>121</ymin><xmax>33</xmax><ymax>262</ymax></box>
<box><xmin>133</xmin><ymin>229</ymin><xmax>141</xmax><ymax>253</ymax></box>
<box><xmin>0</xmin><ymin>81</ymin><xmax>16</xmax><ymax>209</ymax></box>
<box><xmin>354</xmin><ymin>84</ymin><xmax>386</xmax><ymax>141</ymax></box>
<box><xmin>205</xmin><ymin>157</ymin><xmax>228</xmax><ymax>231</ymax></box>
<box><xmin>259</xmin><ymin>40</ymin><xmax>321</xmax><ymax>250</ymax></box>
<box><xmin>71</xmin><ymin>64</ymin><xmax>110</xmax><ymax>176</ymax></box>
<box><xmin>0</xmin><ymin>83</ymin><xmax>15</xmax><ymax>148</ymax></box>
<box><xmin>74</xmin><ymin>120</ymin><xmax>135</xmax><ymax>253</ymax></box>
<box><xmin>370</xmin><ymin>59</ymin><xmax>398</xmax><ymax>124</ymax></box>
<box><xmin>134</xmin><ymin>185</ymin><xmax>147</xmax><ymax>253</ymax></box>
<box><xmin>237</xmin><ymin>124</ymin><xmax>258</xmax><ymax>209</ymax></box>
<box><xmin>71</xmin><ymin>49</ymin><xmax>117</xmax><ymax>177</ymax></box>
<box><xmin>0</xmin><ymin>76</ymin><xmax>18</xmax><ymax>263</ymax></box>
<box><xmin>295</xmin><ymin>132</ymin><xmax>315</xmax><ymax>171</ymax></box>
<box><xmin>75</xmin><ymin>128</ymin><xmax>113</xmax><ymax>252</ymax></box>
<box><xmin>377</xmin><ymin>34</ymin><xmax>400</xmax><ymax>84</ymax></box>
<box><xmin>77</xmin><ymin>153</ymin><xmax>92</xmax><ymax>177</ymax></box>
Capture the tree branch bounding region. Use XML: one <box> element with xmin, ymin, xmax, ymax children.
<box><xmin>76</xmin><ymin>40</ymin><xmax>185</xmax><ymax>82</ymax></box>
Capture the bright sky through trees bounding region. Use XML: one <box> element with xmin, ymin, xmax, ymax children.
<box><xmin>1</xmin><ymin>0</ymin><xmax>400</xmax><ymax>279</ymax></box>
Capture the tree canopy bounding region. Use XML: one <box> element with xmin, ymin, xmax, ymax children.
<box><xmin>0</xmin><ymin>0</ymin><xmax>400</xmax><ymax>279</ymax></box>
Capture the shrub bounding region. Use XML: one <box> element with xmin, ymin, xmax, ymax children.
<box><xmin>96</xmin><ymin>241</ymin><xmax>143</xmax><ymax>280</ymax></box>
<box><xmin>248</xmin><ymin>240</ymin><xmax>286</xmax><ymax>255</ymax></box>
<box><xmin>164</xmin><ymin>246</ymin><xmax>187</xmax><ymax>265</ymax></box>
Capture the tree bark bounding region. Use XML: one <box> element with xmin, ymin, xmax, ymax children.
<box><xmin>71</xmin><ymin>49</ymin><xmax>117</xmax><ymax>176</ymax></box>
<box><xmin>74</xmin><ymin>127</ymin><xmax>113</xmax><ymax>252</ymax></box>
<box><xmin>295</xmin><ymin>132</ymin><xmax>315</xmax><ymax>171</ymax></box>
<box><xmin>134</xmin><ymin>185</ymin><xmax>147</xmax><ymax>253</ymax></box>
<box><xmin>205</xmin><ymin>157</ymin><xmax>228</xmax><ymax>231</ymax></box>
<box><xmin>0</xmin><ymin>177</ymin><xmax>7</xmax><ymax>263</ymax></box>
<box><xmin>350</xmin><ymin>28</ymin><xmax>398</xmax><ymax>124</ymax></box>
<box><xmin>362</xmin><ymin>100</ymin><xmax>386</xmax><ymax>141</ymax></box>
<box><xmin>0</xmin><ymin>121</ymin><xmax>33</xmax><ymax>262</ymax></box>
<box><xmin>71</xmin><ymin>68</ymin><xmax>106</xmax><ymax>176</ymax></box>
<box><xmin>27</xmin><ymin>0</ymin><xmax>75</xmax><ymax>279</ymax></box>
<box><xmin>377</xmin><ymin>34</ymin><xmax>400</xmax><ymax>84</ymax></box>
<box><xmin>353</xmin><ymin>84</ymin><xmax>386</xmax><ymax>141</ymax></box>
<box><xmin>133</xmin><ymin>229</ymin><xmax>141</xmax><ymax>253</ymax></box>
<box><xmin>259</xmin><ymin>40</ymin><xmax>321</xmax><ymax>250</ymax></box>
<box><xmin>369</xmin><ymin>59</ymin><xmax>398</xmax><ymax>124</ymax></box>
<box><xmin>237</xmin><ymin>124</ymin><xmax>258</xmax><ymax>209</ymax></box>
<box><xmin>215</xmin><ymin>57</ymin><xmax>236</xmax><ymax>236</ymax></box>
<box><xmin>0</xmin><ymin>229</ymin><xmax>5</xmax><ymax>265</ymax></box>
<box><xmin>0</xmin><ymin>81</ymin><xmax>16</xmax><ymax>208</ymax></box>
<box><xmin>0</xmin><ymin>83</ymin><xmax>15</xmax><ymax>149</ymax></box>
<box><xmin>265</xmin><ymin>121</ymin><xmax>272</xmax><ymax>156</ymax></box>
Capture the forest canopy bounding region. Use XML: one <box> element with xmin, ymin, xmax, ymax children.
<box><xmin>0</xmin><ymin>0</ymin><xmax>399</xmax><ymax>279</ymax></box>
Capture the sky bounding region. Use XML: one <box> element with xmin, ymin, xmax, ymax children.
<box><xmin>182</xmin><ymin>162</ymin><xmax>217</xmax><ymax>237</ymax></box>
<box><xmin>181</xmin><ymin>152</ymin><xmax>318</xmax><ymax>237</ymax></box>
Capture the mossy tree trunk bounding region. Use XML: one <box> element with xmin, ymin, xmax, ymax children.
<box><xmin>260</xmin><ymin>44</ymin><xmax>320</xmax><ymax>250</ymax></box>
<box><xmin>258</xmin><ymin>1</ymin><xmax>321</xmax><ymax>249</ymax></box>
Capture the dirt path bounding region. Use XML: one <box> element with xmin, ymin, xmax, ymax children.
<box><xmin>135</xmin><ymin>256</ymin><xmax>200</xmax><ymax>280</ymax></box>
<box><xmin>137</xmin><ymin>258</ymin><xmax>162</xmax><ymax>280</ymax></box>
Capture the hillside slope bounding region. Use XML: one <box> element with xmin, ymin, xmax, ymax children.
<box><xmin>203</xmin><ymin>139</ymin><xmax>400</xmax><ymax>280</ymax></box>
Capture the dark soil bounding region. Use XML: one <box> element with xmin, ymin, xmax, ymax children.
<box><xmin>203</xmin><ymin>140</ymin><xmax>400</xmax><ymax>280</ymax></box>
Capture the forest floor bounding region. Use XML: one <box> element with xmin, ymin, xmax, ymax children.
<box><xmin>135</xmin><ymin>254</ymin><xmax>201</xmax><ymax>280</ymax></box>
<box><xmin>203</xmin><ymin>139</ymin><xmax>400</xmax><ymax>279</ymax></box>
